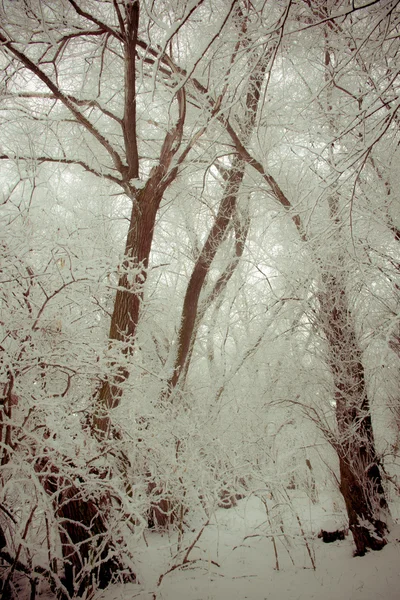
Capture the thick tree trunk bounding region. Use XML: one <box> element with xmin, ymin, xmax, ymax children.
<box><xmin>319</xmin><ymin>271</ymin><xmax>388</xmax><ymax>555</ymax></box>
<box><xmin>317</xmin><ymin>13</ymin><xmax>388</xmax><ymax>553</ymax></box>
<box><xmin>37</xmin><ymin>457</ymin><xmax>135</xmax><ymax>598</ymax></box>
<box><xmin>92</xmin><ymin>191</ymin><xmax>159</xmax><ymax>435</ymax></box>
<box><xmin>227</xmin><ymin>129</ymin><xmax>390</xmax><ymax>553</ymax></box>
<box><xmin>91</xmin><ymin>0</ymin><xmax>186</xmax><ymax>437</ymax></box>
<box><xmin>92</xmin><ymin>157</ymin><xmax>184</xmax><ymax>436</ymax></box>
<box><xmin>339</xmin><ymin>453</ymin><xmax>387</xmax><ymax>555</ymax></box>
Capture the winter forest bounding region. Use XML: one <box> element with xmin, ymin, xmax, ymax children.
<box><xmin>0</xmin><ymin>0</ymin><xmax>399</xmax><ymax>598</ymax></box>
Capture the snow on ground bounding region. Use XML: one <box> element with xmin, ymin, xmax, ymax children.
<box><xmin>99</xmin><ymin>491</ymin><xmax>400</xmax><ymax>600</ymax></box>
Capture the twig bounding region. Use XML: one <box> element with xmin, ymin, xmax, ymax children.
<box><xmin>153</xmin><ymin>520</ymin><xmax>217</xmax><ymax>599</ymax></box>
<box><xmin>261</xmin><ymin>497</ymin><xmax>280</xmax><ymax>570</ymax></box>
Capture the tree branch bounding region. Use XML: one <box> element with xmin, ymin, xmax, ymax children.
<box><xmin>67</xmin><ymin>0</ymin><xmax>123</xmax><ymax>41</ymax></box>
<box><xmin>123</xmin><ymin>0</ymin><xmax>140</xmax><ymax>179</ymax></box>
<box><xmin>0</xmin><ymin>32</ymin><xmax>126</xmax><ymax>177</ymax></box>
<box><xmin>4</xmin><ymin>91</ymin><xmax>122</xmax><ymax>125</ymax></box>
<box><xmin>223</xmin><ymin>120</ymin><xmax>307</xmax><ymax>241</ymax></box>
<box><xmin>0</xmin><ymin>154</ymin><xmax>122</xmax><ymax>185</ymax></box>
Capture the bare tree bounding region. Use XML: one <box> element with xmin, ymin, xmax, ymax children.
<box><xmin>0</xmin><ymin>0</ymin><xmax>245</xmax><ymax>592</ymax></box>
<box><xmin>210</xmin><ymin>0</ymin><xmax>394</xmax><ymax>554</ymax></box>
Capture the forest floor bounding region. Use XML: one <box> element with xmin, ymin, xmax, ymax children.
<box><xmin>97</xmin><ymin>489</ymin><xmax>400</xmax><ymax>600</ymax></box>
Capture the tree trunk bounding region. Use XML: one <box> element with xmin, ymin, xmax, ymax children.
<box><xmin>339</xmin><ymin>454</ymin><xmax>387</xmax><ymax>555</ymax></box>
<box><xmin>167</xmin><ymin>157</ymin><xmax>246</xmax><ymax>392</ymax></box>
<box><xmin>319</xmin><ymin>271</ymin><xmax>388</xmax><ymax>555</ymax></box>
<box><xmin>92</xmin><ymin>89</ymin><xmax>186</xmax><ymax>437</ymax></box>
<box><xmin>37</xmin><ymin>457</ymin><xmax>135</xmax><ymax>598</ymax></box>
<box><xmin>226</xmin><ymin>125</ymin><xmax>390</xmax><ymax>553</ymax></box>
<box><xmin>92</xmin><ymin>189</ymin><xmax>159</xmax><ymax>435</ymax></box>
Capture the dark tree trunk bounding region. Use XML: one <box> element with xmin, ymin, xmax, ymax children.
<box><xmin>37</xmin><ymin>458</ymin><xmax>135</xmax><ymax>598</ymax></box>
<box><xmin>319</xmin><ymin>271</ymin><xmax>388</xmax><ymax>555</ymax></box>
<box><xmin>227</xmin><ymin>128</ymin><xmax>390</xmax><ymax>554</ymax></box>
<box><xmin>92</xmin><ymin>115</ymin><xmax>186</xmax><ymax>437</ymax></box>
<box><xmin>339</xmin><ymin>451</ymin><xmax>387</xmax><ymax>555</ymax></box>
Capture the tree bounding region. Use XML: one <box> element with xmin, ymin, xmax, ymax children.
<box><xmin>0</xmin><ymin>0</ymin><xmax>242</xmax><ymax>434</ymax></box>
<box><xmin>0</xmin><ymin>0</ymin><xmax>247</xmax><ymax>593</ymax></box>
<box><xmin>209</xmin><ymin>0</ymin><xmax>396</xmax><ymax>554</ymax></box>
<box><xmin>308</xmin><ymin>0</ymin><xmax>392</xmax><ymax>554</ymax></box>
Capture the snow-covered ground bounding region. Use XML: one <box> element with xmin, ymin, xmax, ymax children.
<box><xmin>98</xmin><ymin>491</ymin><xmax>400</xmax><ymax>600</ymax></box>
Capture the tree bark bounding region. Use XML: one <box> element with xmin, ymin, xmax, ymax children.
<box><xmin>167</xmin><ymin>157</ymin><xmax>246</xmax><ymax>392</ymax></box>
<box><xmin>92</xmin><ymin>1</ymin><xmax>187</xmax><ymax>436</ymax></box>
<box><xmin>37</xmin><ymin>457</ymin><xmax>135</xmax><ymax>598</ymax></box>
<box><xmin>176</xmin><ymin>211</ymin><xmax>250</xmax><ymax>390</ymax></box>
<box><xmin>319</xmin><ymin>270</ymin><xmax>388</xmax><ymax>555</ymax></box>
<box><xmin>92</xmin><ymin>187</ymin><xmax>160</xmax><ymax>434</ymax></box>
